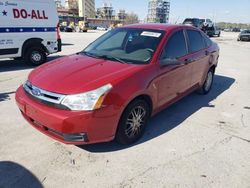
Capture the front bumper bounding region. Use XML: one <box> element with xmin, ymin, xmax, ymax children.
<box><xmin>240</xmin><ymin>36</ymin><xmax>250</xmax><ymax>41</ymax></box>
<box><xmin>15</xmin><ymin>86</ymin><xmax>120</xmax><ymax>145</ymax></box>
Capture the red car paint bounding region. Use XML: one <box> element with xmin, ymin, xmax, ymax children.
<box><xmin>15</xmin><ymin>24</ymin><xmax>219</xmax><ymax>144</ymax></box>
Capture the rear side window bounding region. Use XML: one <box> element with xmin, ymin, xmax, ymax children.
<box><xmin>187</xmin><ymin>30</ymin><xmax>206</xmax><ymax>53</ymax></box>
<box><xmin>202</xmin><ymin>33</ymin><xmax>213</xmax><ymax>47</ymax></box>
<box><xmin>160</xmin><ymin>30</ymin><xmax>187</xmax><ymax>60</ymax></box>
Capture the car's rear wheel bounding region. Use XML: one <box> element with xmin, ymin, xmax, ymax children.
<box><xmin>116</xmin><ymin>100</ymin><xmax>150</xmax><ymax>145</ymax></box>
<box><xmin>198</xmin><ymin>69</ymin><xmax>214</xmax><ymax>95</ymax></box>
<box><xmin>24</xmin><ymin>47</ymin><xmax>47</xmax><ymax>66</ymax></box>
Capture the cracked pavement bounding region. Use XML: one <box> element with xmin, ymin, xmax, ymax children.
<box><xmin>0</xmin><ymin>31</ymin><xmax>250</xmax><ymax>188</ymax></box>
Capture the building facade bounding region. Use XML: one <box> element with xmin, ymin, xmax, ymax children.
<box><xmin>55</xmin><ymin>0</ymin><xmax>62</xmax><ymax>8</ymax></box>
<box><xmin>66</xmin><ymin>0</ymin><xmax>79</xmax><ymax>15</ymax></box>
<box><xmin>117</xmin><ymin>9</ymin><xmax>126</xmax><ymax>21</ymax></box>
<box><xmin>96</xmin><ymin>2</ymin><xmax>115</xmax><ymax>20</ymax></box>
<box><xmin>64</xmin><ymin>0</ymin><xmax>69</xmax><ymax>8</ymax></box>
<box><xmin>63</xmin><ymin>0</ymin><xmax>95</xmax><ymax>18</ymax></box>
<box><xmin>79</xmin><ymin>0</ymin><xmax>95</xmax><ymax>18</ymax></box>
<box><xmin>147</xmin><ymin>0</ymin><xmax>170</xmax><ymax>23</ymax></box>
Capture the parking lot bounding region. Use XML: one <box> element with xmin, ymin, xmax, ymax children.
<box><xmin>0</xmin><ymin>31</ymin><xmax>250</xmax><ymax>188</ymax></box>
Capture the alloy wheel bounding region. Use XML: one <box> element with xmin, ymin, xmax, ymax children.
<box><xmin>204</xmin><ymin>71</ymin><xmax>213</xmax><ymax>92</ymax></box>
<box><xmin>125</xmin><ymin>106</ymin><xmax>146</xmax><ymax>138</ymax></box>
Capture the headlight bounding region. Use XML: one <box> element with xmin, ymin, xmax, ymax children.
<box><xmin>61</xmin><ymin>84</ymin><xmax>112</xmax><ymax>111</ymax></box>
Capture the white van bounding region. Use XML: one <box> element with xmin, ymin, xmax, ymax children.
<box><xmin>0</xmin><ymin>0</ymin><xmax>61</xmax><ymax>65</ymax></box>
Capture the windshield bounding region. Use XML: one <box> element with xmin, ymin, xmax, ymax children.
<box><xmin>200</xmin><ymin>19</ymin><xmax>205</xmax><ymax>24</ymax></box>
<box><xmin>242</xmin><ymin>30</ymin><xmax>250</xmax><ymax>34</ymax></box>
<box><xmin>83</xmin><ymin>28</ymin><xmax>165</xmax><ymax>64</ymax></box>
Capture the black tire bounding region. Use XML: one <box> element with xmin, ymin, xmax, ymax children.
<box><xmin>24</xmin><ymin>47</ymin><xmax>46</xmax><ymax>66</ymax></box>
<box><xmin>217</xmin><ymin>32</ymin><xmax>221</xmax><ymax>37</ymax></box>
<box><xmin>116</xmin><ymin>99</ymin><xmax>150</xmax><ymax>145</ymax></box>
<box><xmin>198</xmin><ymin>69</ymin><xmax>215</xmax><ymax>95</ymax></box>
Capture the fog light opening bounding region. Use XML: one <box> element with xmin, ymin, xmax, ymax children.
<box><xmin>62</xmin><ymin>133</ymin><xmax>88</xmax><ymax>142</ymax></box>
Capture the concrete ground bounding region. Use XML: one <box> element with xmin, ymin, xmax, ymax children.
<box><xmin>0</xmin><ymin>31</ymin><xmax>250</xmax><ymax>188</ymax></box>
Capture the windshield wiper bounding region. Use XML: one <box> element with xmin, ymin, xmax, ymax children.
<box><xmin>80</xmin><ymin>51</ymin><xmax>128</xmax><ymax>64</ymax></box>
<box><xmin>98</xmin><ymin>54</ymin><xmax>127</xmax><ymax>64</ymax></box>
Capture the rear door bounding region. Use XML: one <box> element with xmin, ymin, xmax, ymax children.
<box><xmin>157</xmin><ymin>29</ymin><xmax>192</xmax><ymax>107</ymax></box>
<box><xmin>185</xmin><ymin>29</ymin><xmax>210</xmax><ymax>87</ymax></box>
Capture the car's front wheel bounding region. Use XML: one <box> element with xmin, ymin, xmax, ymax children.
<box><xmin>198</xmin><ymin>69</ymin><xmax>215</xmax><ymax>95</ymax></box>
<box><xmin>116</xmin><ymin>99</ymin><xmax>150</xmax><ymax>145</ymax></box>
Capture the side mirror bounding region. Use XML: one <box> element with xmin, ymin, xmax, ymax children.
<box><xmin>159</xmin><ymin>58</ymin><xmax>182</xmax><ymax>66</ymax></box>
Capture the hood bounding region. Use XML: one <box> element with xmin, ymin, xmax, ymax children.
<box><xmin>28</xmin><ymin>54</ymin><xmax>142</xmax><ymax>94</ymax></box>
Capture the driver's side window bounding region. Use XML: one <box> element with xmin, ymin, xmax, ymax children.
<box><xmin>160</xmin><ymin>30</ymin><xmax>187</xmax><ymax>60</ymax></box>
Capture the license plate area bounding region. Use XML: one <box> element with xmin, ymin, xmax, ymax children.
<box><xmin>17</xmin><ymin>101</ymin><xmax>26</xmax><ymax>113</ymax></box>
<box><xmin>26</xmin><ymin>104</ymin><xmax>38</xmax><ymax>118</ymax></box>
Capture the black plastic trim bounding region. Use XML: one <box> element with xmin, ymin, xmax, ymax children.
<box><xmin>0</xmin><ymin>48</ymin><xmax>18</xmax><ymax>55</ymax></box>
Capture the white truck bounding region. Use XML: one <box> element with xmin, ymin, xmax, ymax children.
<box><xmin>0</xmin><ymin>0</ymin><xmax>61</xmax><ymax>65</ymax></box>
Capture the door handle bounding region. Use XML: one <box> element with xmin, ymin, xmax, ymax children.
<box><xmin>205</xmin><ymin>50</ymin><xmax>210</xmax><ymax>56</ymax></box>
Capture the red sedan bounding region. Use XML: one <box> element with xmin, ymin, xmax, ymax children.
<box><xmin>16</xmin><ymin>24</ymin><xmax>220</xmax><ymax>145</ymax></box>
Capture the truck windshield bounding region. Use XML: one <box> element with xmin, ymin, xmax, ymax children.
<box><xmin>183</xmin><ymin>19</ymin><xmax>200</xmax><ymax>27</ymax></box>
<box><xmin>82</xmin><ymin>28</ymin><xmax>165</xmax><ymax>64</ymax></box>
<box><xmin>242</xmin><ymin>30</ymin><xmax>250</xmax><ymax>34</ymax></box>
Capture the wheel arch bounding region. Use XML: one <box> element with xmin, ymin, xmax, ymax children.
<box><xmin>21</xmin><ymin>38</ymin><xmax>47</xmax><ymax>57</ymax></box>
<box><xmin>200</xmin><ymin>64</ymin><xmax>216</xmax><ymax>87</ymax></box>
<box><xmin>114</xmin><ymin>94</ymin><xmax>153</xmax><ymax>143</ymax></box>
<box><xmin>130</xmin><ymin>94</ymin><xmax>153</xmax><ymax>116</ymax></box>
<box><xmin>117</xmin><ymin>94</ymin><xmax>153</xmax><ymax>125</ymax></box>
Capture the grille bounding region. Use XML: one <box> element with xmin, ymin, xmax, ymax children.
<box><xmin>23</xmin><ymin>81</ymin><xmax>68</xmax><ymax>109</ymax></box>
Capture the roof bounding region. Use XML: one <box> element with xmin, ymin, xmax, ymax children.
<box><xmin>122</xmin><ymin>24</ymin><xmax>194</xmax><ymax>31</ymax></box>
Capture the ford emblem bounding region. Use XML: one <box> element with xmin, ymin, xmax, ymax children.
<box><xmin>32</xmin><ymin>88</ymin><xmax>41</xmax><ymax>96</ymax></box>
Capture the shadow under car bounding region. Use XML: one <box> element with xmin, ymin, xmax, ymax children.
<box><xmin>78</xmin><ymin>74</ymin><xmax>235</xmax><ymax>153</ymax></box>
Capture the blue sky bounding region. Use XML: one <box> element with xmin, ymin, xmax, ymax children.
<box><xmin>62</xmin><ymin>0</ymin><xmax>250</xmax><ymax>23</ymax></box>
<box><xmin>95</xmin><ymin>0</ymin><xmax>250</xmax><ymax>23</ymax></box>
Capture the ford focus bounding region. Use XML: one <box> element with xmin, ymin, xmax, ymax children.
<box><xmin>16</xmin><ymin>24</ymin><xmax>220</xmax><ymax>145</ymax></box>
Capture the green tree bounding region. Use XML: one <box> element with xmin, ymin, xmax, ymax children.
<box><xmin>216</xmin><ymin>22</ymin><xmax>250</xmax><ymax>30</ymax></box>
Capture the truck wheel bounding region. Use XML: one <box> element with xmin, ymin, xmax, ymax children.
<box><xmin>116</xmin><ymin>100</ymin><xmax>150</xmax><ymax>145</ymax></box>
<box><xmin>198</xmin><ymin>69</ymin><xmax>214</xmax><ymax>95</ymax></box>
<box><xmin>24</xmin><ymin>47</ymin><xmax>46</xmax><ymax>66</ymax></box>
